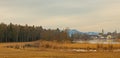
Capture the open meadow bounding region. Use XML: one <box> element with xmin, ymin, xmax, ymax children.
<box><xmin>0</xmin><ymin>41</ymin><xmax>120</xmax><ymax>58</ymax></box>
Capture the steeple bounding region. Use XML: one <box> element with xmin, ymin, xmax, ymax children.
<box><xmin>114</xmin><ymin>30</ymin><xmax>117</xmax><ymax>34</ymax></box>
<box><xmin>102</xmin><ymin>29</ymin><xmax>104</xmax><ymax>35</ymax></box>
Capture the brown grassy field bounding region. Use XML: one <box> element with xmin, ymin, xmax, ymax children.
<box><xmin>39</xmin><ymin>40</ymin><xmax>120</xmax><ymax>49</ymax></box>
<box><xmin>0</xmin><ymin>48</ymin><xmax>120</xmax><ymax>58</ymax></box>
<box><xmin>0</xmin><ymin>41</ymin><xmax>120</xmax><ymax>58</ymax></box>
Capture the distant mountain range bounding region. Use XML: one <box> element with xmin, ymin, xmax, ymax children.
<box><xmin>68</xmin><ymin>29</ymin><xmax>99</xmax><ymax>36</ymax></box>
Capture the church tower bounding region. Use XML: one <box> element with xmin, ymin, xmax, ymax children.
<box><xmin>102</xmin><ymin>29</ymin><xmax>104</xmax><ymax>35</ymax></box>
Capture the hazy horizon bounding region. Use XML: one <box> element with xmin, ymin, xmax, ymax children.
<box><xmin>0</xmin><ymin>0</ymin><xmax>120</xmax><ymax>32</ymax></box>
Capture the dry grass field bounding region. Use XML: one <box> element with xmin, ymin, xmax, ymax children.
<box><xmin>0</xmin><ymin>41</ymin><xmax>120</xmax><ymax>58</ymax></box>
<box><xmin>0</xmin><ymin>48</ymin><xmax>120</xmax><ymax>58</ymax></box>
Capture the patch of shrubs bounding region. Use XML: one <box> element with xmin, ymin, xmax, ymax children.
<box><xmin>5</xmin><ymin>45</ymin><xmax>14</xmax><ymax>48</ymax></box>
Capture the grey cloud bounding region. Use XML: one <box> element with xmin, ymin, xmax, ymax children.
<box><xmin>0</xmin><ymin>0</ymin><xmax>120</xmax><ymax>32</ymax></box>
<box><xmin>0</xmin><ymin>0</ymin><xmax>107</xmax><ymax>16</ymax></box>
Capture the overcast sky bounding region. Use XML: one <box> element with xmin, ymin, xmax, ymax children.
<box><xmin>0</xmin><ymin>0</ymin><xmax>120</xmax><ymax>32</ymax></box>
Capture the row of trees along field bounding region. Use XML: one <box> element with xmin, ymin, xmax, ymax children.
<box><xmin>0</xmin><ymin>23</ymin><xmax>70</xmax><ymax>42</ymax></box>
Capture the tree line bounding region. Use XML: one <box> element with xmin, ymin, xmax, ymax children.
<box><xmin>1</xmin><ymin>23</ymin><xmax>120</xmax><ymax>43</ymax></box>
<box><xmin>0</xmin><ymin>23</ymin><xmax>70</xmax><ymax>42</ymax></box>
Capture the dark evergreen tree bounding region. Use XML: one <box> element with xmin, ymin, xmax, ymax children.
<box><xmin>0</xmin><ymin>23</ymin><xmax>71</xmax><ymax>42</ymax></box>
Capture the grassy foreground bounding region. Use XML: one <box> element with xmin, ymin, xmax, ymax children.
<box><xmin>0</xmin><ymin>48</ymin><xmax>120</xmax><ymax>58</ymax></box>
<box><xmin>0</xmin><ymin>41</ymin><xmax>120</xmax><ymax>58</ymax></box>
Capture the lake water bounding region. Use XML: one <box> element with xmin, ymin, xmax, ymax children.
<box><xmin>73</xmin><ymin>39</ymin><xmax>120</xmax><ymax>44</ymax></box>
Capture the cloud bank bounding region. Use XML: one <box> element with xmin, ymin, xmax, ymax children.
<box><xmin>0</xmin><ymin>0</ymin><xmax>120</xmax><ymax>32</ymax></box>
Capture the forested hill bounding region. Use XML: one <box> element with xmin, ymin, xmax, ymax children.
<box><xmin>0</xmin><ymin>23</ymin><xmax>70</xmax><ymax>42</ymax></box>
